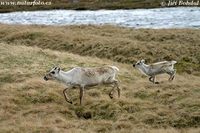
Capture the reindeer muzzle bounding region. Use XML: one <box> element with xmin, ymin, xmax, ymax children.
<box><xmin>44</xmin><ymin>76</ymin><xmax>48</xmax><ymax>81</ymax></box>
<box><xmin>133</xmin><ymin>64</ymin><xmax>136</xmax><ymax>67</ymax></box>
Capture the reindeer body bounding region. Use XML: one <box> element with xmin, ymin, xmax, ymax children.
<box><xmin>44</xmin><ymin>66</ymin><xmax>120</xmax><ymax>105</ymax></box>
<box><xmin>133</xmin><ymin>60</ymin><xmax>177</xmax><ymax>84</ymax></box>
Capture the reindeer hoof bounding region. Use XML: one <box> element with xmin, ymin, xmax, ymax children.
<box><xmin>67</xmin><ymin>101</ymin><xmax>73</xmax><ymax>104</ymax></box>
<box><xmin>155</xmin><ymin>82</ymin><xmax>160</xmax><ymax>84</ymax></box>
<box><xmin>109</xmin><ymin>94</ymin><xmax>113</xmax><ymax>99</ymax></box>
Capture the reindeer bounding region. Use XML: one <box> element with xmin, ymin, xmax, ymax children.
<box><xmin>133</xmin><ymin>59</ymin><xmax>177</xmax><ymax>84</ymax></box>
<box><xmin>44</xmin><ymin>66</ymin><xmax>120</xmax><ymax>105</ymax></box>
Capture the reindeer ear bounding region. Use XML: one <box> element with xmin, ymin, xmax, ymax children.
<box><xmin>58</xmin><ymin>67</ymin><xmax>60</xmax><ymax>72</ymax></box>
<box><xmin>141</xmin><ymin>59</ymin><xmax>145</xmax><ymax>63</ymax></box>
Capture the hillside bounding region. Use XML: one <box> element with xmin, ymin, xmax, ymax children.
<box><xmin>0</xmin><ymin>42</ymin><xmax>200</xmax><ymax>132</ymax></box>
<box><xmin>0</xmin><ymin>0</ymin><xmax>162</xmax><ymax>13</ymax></box>
<box><xmin>0</xmin><ymin>24</ymin><xmax>200</xmax><ymax>75</ymax></box>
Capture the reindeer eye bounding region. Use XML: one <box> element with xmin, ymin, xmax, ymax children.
<box><xmin>51</xmin><ymin>71</ymin><xmax>55</xmax><ymax>74</ymax></box>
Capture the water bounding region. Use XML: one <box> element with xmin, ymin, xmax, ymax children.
<box><xmin>0</xmin><ymin>7</ymin><xmax>200</xmax><ymax>28</ymax></box>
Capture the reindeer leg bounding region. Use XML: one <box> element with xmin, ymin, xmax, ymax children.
<box><xmin>149</xmin><ymin>76</ymin><xmax>153</xmax><ymax>83</ymax></box>
<box><xmin>167</xmin><ymin>71</ymin><xmax>172</xmax><ymax>81</ymax></box>
<box><xmin>115</xmin><ymin>81</ymin><xmax>121</xmax><ymax>98</ymax></box>
<box><xmin>153</xmin><ymin>76</ymin><xmax>159</xmax><ymax>84</ymax></box>
<box><xmin>149</xmin><ymin>76</ymin><xmax>155</xmax><ymax>84</ymax></box>
<box><xmin>169</xmin><ymin>69</ymin><xmax>176</xmax><ymax>81</ymax></box>
<box><xmin>149</xmin><ymin>76</ymin><xmax>159</xmax><ymax>84</ymax></box>
<box><xmin>153</xmin><ymin>76</ymin><xmax>155</xmax><ymax>84</ymax></box>
<box><xmin>63</xmin><ymin>88</ymin><xmax>73</xmax><ymax>104</ymax></box>
<box><xmin>109</xmin><ymin>87</ymin><xmax>115</xmax><ymax>99</ymax></box>
<box><xmin>109</xmin><ymin>80</ymin><xmax>120</xmax><ymax>99</ymax></box>
<box><xmin>167</xmin><ymin>70</ymin><xmax>175</xmax><ymax>81</ymax></box>
<box><xmin>171</xmin><ymin>75</ymin><xmax>175</xmax><ymax>80</ymax></box>
<box><xmin>79</xmin><ymin>86</ymin><xmax>84</xmax><ymax>105</ymax></box>
<box><xmin>106</xmin><ymin>78</ymin><xmax>115</xmax><ymax>99</ymax></box>
<box><xmin>117</xmin><ymin>86</ymin><xmax>121</xmax><ymax>98</ymax></box>
<box><xmin>169</xmin><ymin>75</ymin><xmax>173</xmax><ymax>81</ymax></box>
<box><xmin>171</xmin><ymin>69</ymin><xmax>176</xmax><ymax>81</ymax></box>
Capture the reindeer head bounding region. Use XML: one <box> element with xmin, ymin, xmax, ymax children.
<box><xmin>133</xmin><ymin>59</ymin><xmax>145</xmax><ymax>68</ymax></box>
<box><xmin>44</xmin><ymin>66</ymin><xmax>61</xmax><ymax>81</ymax></box>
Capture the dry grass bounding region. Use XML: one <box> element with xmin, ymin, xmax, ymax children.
<box><xmin>0</xmin><ymin>42</ymin><xmax>200</xmax><ymax>133</ymax></box>
<box><xmin>0</xmin><ymin>24</ymin><xmax>200</xmax><ymax>75</ymax></box>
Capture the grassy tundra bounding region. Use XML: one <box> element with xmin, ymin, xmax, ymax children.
<box><xmin>0</xmin><ymin>24</ymin><xmax>200</xmax><ymax>132</ymax></box>
<box><xmin>0</xmin><ymin>0</ymin><xmax>162</xmax><ymax>13</ymax></box>
<box><xmin>0</xmin><ymin>24</ymin><xmax>200</xmax><ymax>75</ymax></box>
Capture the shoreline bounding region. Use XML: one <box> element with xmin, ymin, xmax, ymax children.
<box><xmin>0</xmin><ymin>0</ymin><xmax>159</xmax><ymax>13</ymax></box>
<box><xmin>0</xmin><ymin>0</ymin><xmax>199</xmax><ymax>13</ymax></box>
